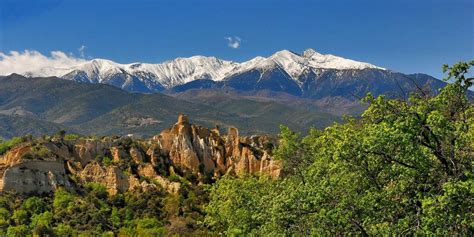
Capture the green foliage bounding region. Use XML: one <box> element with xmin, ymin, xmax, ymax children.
<box><xmin>64</xmin><ymin>133</ymin><xmax>80</xmax><ymax>140</ymax></box>
<box><xmin>53</xmin><ymin>188</ymin><xmax>75</xmax><ymax>210</ymax></box>
<box><xmin>11</xmin><ymin>210</ymin><xmax>28</xmax><ymax>226</ymax></box>
<box><xmin>0</xmin><ymin>168</ymin><xmax>210</xmax><ymax>236</ymax></box>
<box><xmin>30</xmin><ymin>211</ymin><xmax>53</xmax><ymax>235</ymax></box>
<box><xmin>0</xmin><ymin>137</ymin><xmax>23</xmax><ymax>155</ymax></box>
<box><xmin>204</xmin><ymin>175</ymin><xmax>275</xmax><ymax>235</ymax></box>
<box><xmin>32</xmin><ymin>145</ymin><xmax>52</xmax><ymax>158</ymax></box>
<box><xmin>84</xmin><ymin>182</ymin><xmax>109</xmax><ymax>200</ymax></box>
<box><xmin>420</xmin><ymin>178</ymin><xmax>474</xmax><ymax>234</ymax></box>
<box><xmin>127</xmin><ymin>218</ymin><xmax>165</xmax><ymax>236</ymax></box>
<box><xmin>0</xmin><ymin>208</ymin><xmax>10</xmax><ymax>229</ymax></box>
<box><xmin>22</xmin><ymin>197</ymin><xmax>48</xmax><ymax>216</ymax></box>
<box><xmin>205</xmin><ymin>61</ymin><xmax>474</xmax><ymax>235</ymax></box>
<box><xmin>110</xmin><ymin>207</ymin><xmax>121</xmax><ymax>229</ymax></box>
<box><xmin>53</xmin><ymin>223</ymin><xmax>74</xmax><ymax>236</ymax></box>
<box><xmin>102</xmin><ymin>156</ymin><xmax>112</xmax><ymax>166</ymax></box>
<box><xmin>0</xmin><ymin>61</ymin><xmax>471</xmax><ymax>236</ymax></box>
<box><xmin>6</xmin><ymin>225</ymin><xmax>30</xmax><ymax>236</ymax></box>
<box><xmin>96</xmin><ymin>156</ymin><xmax>113</xmax><ymax>167</ymax></box>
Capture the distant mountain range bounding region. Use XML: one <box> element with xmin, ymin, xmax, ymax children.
<box><xmin>13</xmin><ymin>49</ymin><xmax>445</xmax><ymax>99</ymax></box>
<box><xmin>0</xmin><ymin>49</ymin><xmax>450</xmax><ymax>139</ymax></box>
<box><xmin>0</xmin><ymin>74</ymin><xmax>339</xmax><ymax>139</ymax></box>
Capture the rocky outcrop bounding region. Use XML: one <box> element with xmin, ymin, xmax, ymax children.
<box><xmin>0</xmin><ymin>160</ymin><xmax>71</xmax><ymax>194</ymax></box>
<box><xmin>154</xmin><ymin>114</ymin><xmax>281</xmax><ymax>178</ymax></box>
<box><xmin>138</xmin><ymin>164</ymin><xmax>181</xmax><ymax>193</ymax></box>
<box><xmin>0</xmin><ymin>114</ymin><xmax>281</xmax><ymax>195</ymax></box>
<box><xmin>79</xmin><ymin>162</ymin><xmax>130</xmax><ymax>195</ymax></box>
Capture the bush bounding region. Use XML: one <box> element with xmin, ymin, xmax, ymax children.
<box><xmin>0</xmin><ymin>137</ymin><xmax>23</xmax><ymax>155</ymax></box>
<box><xmin>7</xmin><ymin>225</ymin><xmax>30</xmax><ymax>236</ymax></box>
<box><xmin>0</xmin><ymin>207</ymin><xmax>11</xmax><ymax>229</ymax></box>
<box><xmin>85</xmin><ymin>182</ymin><xmax>109</xmax><ymax>199</ymax></box>
<box><xmin>54</xmin><ymin>223</ymin><xmax>74</xmax><ymax>236</ymax></box>
<box><xmin>64</xmin><ymin>133</ymin><xmax>80</xmax><ymax>140</ymax></box>
<box><xmin>95</xmin><ymin>156</ymin><xmax>113</xmax><ymax>167</ymax></box>
<box><xmin>102</xmin><ymin>156</ymin><xmax>112</xmax><ymax>166</ymax></box>
<box><xmin>12</xmin><ymin>209</ymin><xmax>29</xmax><ymax>225</ymax></box>
<box><xmin>53</xmin><ymin>188</ymin><xmax>75</xmax><ymax>210</ymax></box>
<box><xmin>22</xmin><ymin>197</ymin><xmax>48</xmax><ymax>215</ymax></box>
<box><xmin>30</xmin><ymin>211</ymin><xmax>54</xmax><ymax>236</ymax></box>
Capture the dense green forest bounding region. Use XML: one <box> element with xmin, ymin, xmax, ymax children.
<box><xmin>0</xmin><ymin>62</ymin><xmax>472</xmax><ymax>236</ymax></box>
<box><xmin>205</xmin><ymin>61</ymin><xmax>474</xmax><ymax>235</ymax></box>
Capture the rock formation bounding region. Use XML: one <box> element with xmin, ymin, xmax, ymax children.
<box><xmin>0</xmin><ymin>114</ymin><xmax>281</xmax><ymax>195</ymax></box>
<box><xmin>154</xmin><ymin>114</ymin><xmax>281</xmax><ymax>178</ymax></box>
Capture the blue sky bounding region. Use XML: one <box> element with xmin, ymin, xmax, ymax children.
<box><xmin>0</xmin><ymin>0</ymin><xmax>472</xmax><ymax>78</ymax></box>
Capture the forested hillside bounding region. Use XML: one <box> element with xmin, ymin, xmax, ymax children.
<box><xmin>205</xmin><ymin>61</ymin><xmax>474</xmax><ymax>235</ymax></box>
<box><xmin>0</xmin><ymin>62</ymin><xmax>472</xmax><ymax>236</ymax></box>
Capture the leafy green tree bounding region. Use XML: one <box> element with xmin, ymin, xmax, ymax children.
<box><xmin>53</xmin><ymin>223</ymin><xmax>75</xmax><ymax>236</ymax></box>
<box><xmin>204</xmin><ymin>175</ymin><xmax>274</xmax><ymax>235</ymax></box>
<box><xmin>0</xmin><ymin>137</ymin><xmax>23</xmax><ymax>155</ymax></box>
<box><xmin>53</xmin><ymin>188</ymin><xmax>75</xmax><ymax>210</ymax></box>
<box><xmin>205</xmin><ymin>61</ymin><xmax>474</xmax><ymax>235</ymax></box>
<box><xmin>135</xmin><ymin>218</ymin><xmax>165</xmax><ymax>236</ymax></box>
<box><xmin>64</xmin><ymin>133</ymin><xmax>80</xmax><ymax>140</ymax></box>
<box><xmin>30</xmin><ymin>211</ymin><xmax>54</xmax><ymax>235</ymax></box>
<box><xmin>420</xmin><ymin>178</ymin><xmax>474</xmax><ymax>235</ymax></box>
<box><xmin>22</xmin><ymin>197</ymin><xmax>48</xmax><ymax>216</ymax></box>
<box><xmin>0</xmin><ymin>207</ymin><xmax>10</xmax><ymax>229</ymax></box>
<box><xmin>11</xmin><ymin>210</ymin><xmax>28</xmax><ymax>226</ymax></box>
<box><xmin>110</xmin><ymin>207</ymin><xmax>121</xmax><ymax>229</ymax></box>
<box><xmin>6</xmin><ymin>225</ymin><xmax>30</xmax><ymax>236</ymax></box>
<box><xmin>85</xmin><ymin>182</ymin><xmax>109</xmax><ymax>200</ymax></box>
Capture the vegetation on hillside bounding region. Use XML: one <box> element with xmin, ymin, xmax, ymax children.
<box><xmin>0</xmin><ymin>62</ymin><xmax>472</xmax><ymax>235</ymax></box>
<box><xmin>204</xmin><ymin>61</ymin><xmax>474</xmax><ymax>235</ymax></box>
<box><xmin>0</xmin><ymin>181</ymin><xmax>210</xmax><ymax>236</ymax></box>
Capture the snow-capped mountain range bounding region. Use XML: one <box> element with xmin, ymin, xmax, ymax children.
<box><xmin>3</xmin><ymin>48</ymin><xmax>444</xmax><ymax>99</ymax></box>
<box><xmin>15</xmin><ymin>49</ymin><xmax>381</xmax><ymax>89</ymax></box>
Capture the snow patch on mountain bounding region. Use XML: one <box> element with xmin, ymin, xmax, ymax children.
<box><xmin>0</xmin><ymin>49</ymin><xmax>386</xmax><ymax>89</ymax></box>
<box><xmin>236</xmin><ymin>49</ymin><xmax>385</xmax><ymax>81</ymax></box>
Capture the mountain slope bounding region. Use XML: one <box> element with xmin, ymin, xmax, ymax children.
<box><xmin>5</xmin><ymin>48</ymin><xmax>444</xmax><ymax>98</ymax></box>
<box><xmin>171</xmin><ymin>67</ymin><xmax>446</xmax><ymax>100</ymax></box>
<box><xmin>0</xmin><ymin>114</ymin><xmax>70</xmax><ymax>140</ymax></box>
<box><xmin>0</xmin><ymin>74</ymin><xmax>338</xmax><ymax>138</ymax></box>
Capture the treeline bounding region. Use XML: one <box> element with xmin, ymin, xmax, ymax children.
<box><xmin>204</xmin><ymin>61</ymin><xmax>474</xmax><ymax>235</ymax></box>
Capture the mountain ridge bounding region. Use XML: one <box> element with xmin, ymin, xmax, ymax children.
<box><xmin>4</xmin><ymin>49</ymin><xmax>388</xmax><ymax>92</ymax></box>
<box><xmin>0</xmin><ymin>74</ymin><xmax>339</xmax><ymax>139</ymax></box>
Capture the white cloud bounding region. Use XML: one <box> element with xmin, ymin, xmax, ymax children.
<box><xmin>0</xmin><ymin>50</ymin><xmax>86</xmax><ymax>77</ymax></box>
<box><xmin>78</xmin><ymin>45</ymin><xmax>86</xmax><ymax>58</ymax></box>
<box><xmin>225</xmin><ymin>36</ymin><xmax>242</xmax><ymax>49</ymax></box>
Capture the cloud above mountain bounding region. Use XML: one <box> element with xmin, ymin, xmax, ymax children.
<box><xmin>78</xmin><ymin>45</ymin><xmax>87</xmax><ymax>58</ymax></box>
<box><xmin>0</xmin><ymin>50</ymin><xmax>85</xmax><ymax>76</ymax></box>
<box><xmin>225</xmin><ymin>36</ymin><xmax>241</xmax><ymax>49</ymax></box>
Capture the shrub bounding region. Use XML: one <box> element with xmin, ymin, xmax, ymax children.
<box><xmin>64</xmin><ymin>133</ymin><xmax>80</xmax><ymax>140</ymax></box>
<box><xmin>7</xmin><ymin>225</ymin><xmax>30</xmax><ymax>236</ymax></box>
<box><xmin>0</xmin><ymin>137</ymin><xmax>23</xmax><ymax>155</ymax></box>
<box><xmin>85</xmin><ymin>182</ymin><xmax>108</xmax><ymax>199</ymax></box>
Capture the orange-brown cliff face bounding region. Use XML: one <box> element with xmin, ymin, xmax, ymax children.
<box><xmin>153</xmin><ymin>114</ymin><xmax>281</xmax><ymax>178</ymax></box>
<box><xmin>0</xmin><ymin>115</ymin><xmax>281</xmax><ymax>195</ymax></box>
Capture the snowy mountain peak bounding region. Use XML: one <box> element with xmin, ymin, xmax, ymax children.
<box><xmin>238</xmin><ymin>49</ymin><xmax>384</xmax><ymax>80</ymax></box>
<box><xmin>3</xmin><ymin>49</ymin><xmax>386</xmax><ymax>90</ymax></box>
<box><xmin>302</xmin><ymin>48</ymin><xmax>320</xmax><ymax>57</ymax></box>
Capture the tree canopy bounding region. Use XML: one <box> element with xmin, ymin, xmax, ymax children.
<box><xmin>204</xmin><ymin>61</ymin><xmax>474</xmax><ymax>235</ymax></box>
